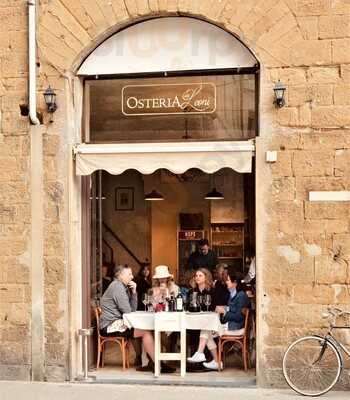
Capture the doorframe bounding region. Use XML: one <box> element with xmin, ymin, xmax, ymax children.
<box><xmin>68</xmin><ymin>72</ymin><xmax>264</xmax><ymax>383</ymax></box>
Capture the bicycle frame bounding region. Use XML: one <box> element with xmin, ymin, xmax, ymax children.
<box><xmin>314</xmin><ymin>326</ymin><xmax>350</xmax><ymax>369</ymax></box>
<box><xmin>328</xmin><ymin>327</ymin><xmax>350</xmax><ymax>358</ymax></box>
<box><xmin>282</xmin><ymin>308</ymin><xmax>350</xmax><ymax>397</ymax></box>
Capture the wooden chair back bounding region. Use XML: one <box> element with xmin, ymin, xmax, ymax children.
<box><xmin>94</xmin><ymin>306</ymin><xmax>130</xmax><ymax>370</ymax></box>
<box><xmin>242</xmin><ymin>307</ymin><xmax>250</xmax><ymax>335</ymax></box>
<box><xmin>218</xmin><ymin>306</ymin><xmax>251</xmax><ymax>371</ymax></box>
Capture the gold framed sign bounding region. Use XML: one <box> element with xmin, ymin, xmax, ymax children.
<box><xmin>122</xmin><ymin>83</ymin><xmax>216</xmax><ymax>116</ymax></box>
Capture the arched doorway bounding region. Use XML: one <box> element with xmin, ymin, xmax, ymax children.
<box><xmin>76</xmin><ymin>16</ymin><xmax>258</xmax><ymax>384</ymax></box>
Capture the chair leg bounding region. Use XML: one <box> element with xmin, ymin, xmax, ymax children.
<box><xmin>126</xmin><ymin>342</ymin><xmax>130</xmax><ymax>369</ymax></box>
<box><xmin>217</xmin><ymin>347</ymin><xmax>221</xmax><ymax>372</ymax></box>
<box><xmin>122</xmin><ymin>339</ymin><xmax>126</xmax><ymax>371</ymax></box>
<box><xmin>242</xmin><ymin>340</ymin><xmax>247</xmax><ymax>372</ymax></box>
<box><xmin>247</xmin><ymin>339</ymin><xmax>251</xmax><ymax>369</ymax></box>
<box><xmin>128</xmin><ymin>342</ymin><xmax>131</xmax><ymax>369</ymax></box>
<box><xmin>218</xmin><ymin>340</ymin><xmax>222</xmax><ymax>371</ymax></box>
<box><xmin>223</xmin><ymin>342</ymin><xmax>226</xmax><ymax>369</ymax></box>
<box><xmin>96</xmin><ymin>343</ymin><xmax>101</xmax><ymax>369</ymax></box>
<box><xmin>101</xmin><ymin>344</ymin><xmax>105</xmax><ymax>368</ymax></box>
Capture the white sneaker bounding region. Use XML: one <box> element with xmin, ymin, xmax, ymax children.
<box><xmin>203</xmin><ymin>360</ymin><xmax>223</xmax><ymax>370</ymax></box>
<box><xmin>187</xmin><ymin>351</ymin><xmax>206</xmax><ymax>363</ymax></box>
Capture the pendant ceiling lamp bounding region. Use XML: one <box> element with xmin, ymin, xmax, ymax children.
<box><xmin>205</xmin><ymin>187</ymin><xmax>224</xmax><ymax>200</ymax></box>
<box><xmin>145</xmin><ymin>189</ymin><xmax>164</xmax><ymax>201</ymax></box>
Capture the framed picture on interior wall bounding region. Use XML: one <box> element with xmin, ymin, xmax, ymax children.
<box><xmin>115</xmin><ymin>187</ymin><xmax>134</xmax><ymax>211</ymax></box>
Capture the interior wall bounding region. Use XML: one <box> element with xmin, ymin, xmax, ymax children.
<box><xmin>147</xmin><ymin>169</ymin><xmax>244</xmax><ymax>278</ymax></box>
<box><xmin>102</xmin><ymin>169</ymin><xmax>245</xmax><ymax>279</ymax></box>
<box><xmin>102</xmin><ymin>171</ymin><xmax>150</xmax><ymax>275</ymax></box>
<box><xmin>148</xmin><ymin>170</ymin><xmax>211</xmax><ymax>278</ymax></box>
<box><xmin>210</xmin><ymin>169</ymin><xmax>244</xmax><ymax>223</ymax></box>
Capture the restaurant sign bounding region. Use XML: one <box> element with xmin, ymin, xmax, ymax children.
<box><xmin>122</xmin><ymin>83</ymin><xmax>216</xmax><ymax>116</ymax></box>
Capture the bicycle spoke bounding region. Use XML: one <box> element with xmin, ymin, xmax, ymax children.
<box><xmin>283</xmin><ymin>336</ymin><xmax>341</xmax><ymax>396</ymax></box>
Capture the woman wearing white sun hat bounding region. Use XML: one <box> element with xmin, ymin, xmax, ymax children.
<box><xmin>151</xmin><ymin>265</ymin><xmax>180</xmax><ymax>354</ymax></box>
<box><xmin>151</xmin><ymin>265</ymin><xmax>179</xmax><ymax>304</ymax></box>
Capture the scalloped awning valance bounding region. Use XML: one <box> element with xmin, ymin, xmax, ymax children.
<box><xmin>74</xmin><ymin>141</ymin><xmax>255</xmax><ymax>176</ymax></box>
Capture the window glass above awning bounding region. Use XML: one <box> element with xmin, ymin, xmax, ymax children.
<box><xmin>73</xmin><ymin>141</ymin><xmax>255</xmax><ymax>176</ymax></box>
<box><xmin>77</xmin><ymin>17</ymin><xmax>258</xmax><ymax>76</ymax></box>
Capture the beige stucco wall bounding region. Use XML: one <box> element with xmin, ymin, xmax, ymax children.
<box><xmin>0</xmin><ymin>0</ymin><xmax>350</xmax><ymax>386</ymax></box>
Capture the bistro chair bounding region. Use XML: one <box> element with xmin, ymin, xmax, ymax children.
<box><xmin>95</xmin><ymin>307</ymin><xmax>130</xmax><ymax>370</ymax></box>
<box><xmin>218</xmin><ymin>307</ymin><xmax>250</xmax><ymax>372</ymax></box>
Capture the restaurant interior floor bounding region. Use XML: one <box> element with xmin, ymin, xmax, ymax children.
<box><xmin>91</xmin><ymin>344</ymin><xmax>256</xmax><ymax>387</ymax></box>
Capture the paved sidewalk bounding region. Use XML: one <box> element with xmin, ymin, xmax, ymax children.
<box><xmin>0</xmin><ymin>381</ymin><xmax>348</xmax><ymax>400</ymax></box>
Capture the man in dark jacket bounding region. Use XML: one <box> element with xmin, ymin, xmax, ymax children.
<box><xmin>188</xmin><ymin>239</ymin><xmax>218</xmax><ymax>272</ymax></box>
<box><xmin>212</xmin><ymin>263</ymin><xmax>230</xmax><ymax>307</ymax></box>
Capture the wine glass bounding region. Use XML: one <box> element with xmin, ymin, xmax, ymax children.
<box><xmin>203</xmin><ymin>294</ymin><xmax>212</xmax><ymax>312</ymax></box>
<box><xmin>182</xmin><ymin>292</ymin><xmax>188</xmax><ymax>312</ymax></box>
<box><xmin>142</xmin><ymin>293</ymin><xmax>148</xmax><ymax>311</ymax></box>
<box><xmin>147</xmin><ymin>288</ymin><xmax>154</xmax><ymax>312</ymax></box>
<box><xmin>189</xmin><ymin>292</ymin><xmax>197</xmax><ymax>312</ymax></box>
<box><xmin>197</xmin><ymin>293</ymin><xmax>203</xmax><ymax>312</ymax></box>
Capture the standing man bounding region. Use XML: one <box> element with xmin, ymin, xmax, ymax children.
<box><xmin>188</xmin><ymin>239</ymin><xmax>218</xmax><ymax>273</ymax></box>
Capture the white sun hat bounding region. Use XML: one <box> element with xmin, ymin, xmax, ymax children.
<box><xmin>152</xmin><ymin>265</ymin><xmax>173</xmax><ymax>279</ymax></box>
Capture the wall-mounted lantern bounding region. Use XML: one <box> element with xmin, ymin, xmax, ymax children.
<box><xmin>43</xmin><ymin>86</ymin><xmax>57</xmax><ymax>113</ymax></box>
<box><xmin>273</xmin><ymin>80</ymin><xmax>286</xmax><ymax>108</ymax></box>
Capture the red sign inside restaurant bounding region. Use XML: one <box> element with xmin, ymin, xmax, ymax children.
<box><xmin>178</xmin><ymin>231</ymin><xmax>204</xmax><ymax>240</ymax></box>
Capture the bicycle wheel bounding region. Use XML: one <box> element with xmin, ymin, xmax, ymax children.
<box><xmin>283</xmin><ymin>335</ymin><xmax>342</xmax><ymax>396</ymax></box>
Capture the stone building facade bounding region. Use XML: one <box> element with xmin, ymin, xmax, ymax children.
<box><xmin>0</xmin><ymin>0</ymin><xmax>350</xmax><ymax>387</ymax></box>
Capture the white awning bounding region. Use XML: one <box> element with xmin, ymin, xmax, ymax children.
<box><xmin>77</xmin><ymin>17</ymin><xmax>257</xmax><ymax>75</ymax></box>
<box><xmin>74</xmin><ymin>141</ymin><xmax>254</xmax><ymax>176</ymax></box>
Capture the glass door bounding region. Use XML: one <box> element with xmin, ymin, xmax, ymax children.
<box><xmin>82</xmin><ymin>170</ymin><xmax>103</xmax><ymax>368</ymax></box>
<box><xmin>91</xmin><ymin>170</ymin><xmax>103</xmax><ymax>307</ymax></box>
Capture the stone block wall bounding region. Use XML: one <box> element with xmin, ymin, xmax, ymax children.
<box><xmin>0</xmin><ymin>0</ymin><xmax>349</xmax><ymax>386</ymax></box>
<box><xmin>0</xmin><ymin>0</ymin><xmax>31</xmax><ymax>380</ymax></box>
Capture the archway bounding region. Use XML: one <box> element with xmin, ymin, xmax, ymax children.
<box><xmin>76</xmin><ymin>15</ymin><xmax>258</xmax><ymax>384</ymax></box>
<box><xmin>77</xmin><ymin>16</ymin><xmax>258</xmax><ymax>75</ymax></box>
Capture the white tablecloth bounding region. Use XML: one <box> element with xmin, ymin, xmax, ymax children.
<box><xmin>123</xmin><ymin>311</ymin><xmax>221</xmax><ymax>331</ymax></box>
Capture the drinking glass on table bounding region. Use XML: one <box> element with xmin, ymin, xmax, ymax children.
<box><xmin>203</xmin><ymin>294</ymin><xmax>211</xmax><ymax>312</ymax></box>
<box><xmin>197</xmin><ymin>293</ymin><xmax>203</xmax><ymax>311</ymax></box>
<box><xmin>142</xmin><ymin>293</ymin><xmax>149</xmax><ymax>311</ymax></box>
<box><xmin>182</xmin><ymin>291</ymin><xmax>188</xmax><ymax>311</ymax></box>
<box><xmin>147</xmin><ymin>288</ymin><xmax>154</xmax><ymax>312</ymax></box>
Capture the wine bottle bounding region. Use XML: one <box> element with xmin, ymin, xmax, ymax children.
<box><xmin>169</xmin><ymin>295</ymin><xmax>175</xmax><ymax>312</ymax></box>
<box><xmin>176</xmin><ymin>292</ymin><xmax>183</xmax><ymax>312</ymax></box>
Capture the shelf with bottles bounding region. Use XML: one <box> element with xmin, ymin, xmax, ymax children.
<box><xmin>213</xmin><ymin>246</ymin><xmax>243</xmax><ymax>259</ymax></box>
<box><xmin>211</xmin><ymin>223</ymin><xmax>244</xmax><ymax>269</ymax></box>
<box><xmin>211</xmin><ymin>224</ymin><xmax>244</xmax><ymax>244</ymax></box>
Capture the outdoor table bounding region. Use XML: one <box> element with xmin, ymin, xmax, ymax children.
<box><xmin>123</xmin><ymin>311</ymin><xmax>221</xmax><ymax>331</ymax></box>
<box><xmin>123</xmin><ymin>311</ymin><xmax>222</xmax><ymax>377</ymax></box>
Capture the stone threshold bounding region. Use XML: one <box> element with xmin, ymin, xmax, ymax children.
<box><xmin>75</xmin><ymin>375</ymin><xmax>256</xmax><ymax>388</ymax></box>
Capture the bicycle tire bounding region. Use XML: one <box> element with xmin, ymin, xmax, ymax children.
<box><xmin>282</xmin><ymin>335</ymin><xmax>342</xmax><ymax>396</ymax></box>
